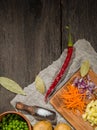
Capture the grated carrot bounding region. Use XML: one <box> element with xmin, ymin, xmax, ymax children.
<box><xmin>60</xmin><ymin>84</ymin><xmax>86</xmax><ymax>114</ymax></box>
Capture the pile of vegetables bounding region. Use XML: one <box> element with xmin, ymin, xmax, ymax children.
<box><xmin>33</xmin><ymin>121</ymin><xmax>71</xmax><ymax>130</ymax></box>
<box><xmin>0</xmin><ymin>115</ymin><xmax>71</xmax><ymax>130</ymax></box>
<box><xmin>0</xmin><ymin>113</ymin><xmax>29</xmax><ymax>130</ymax></box>
<box><xmin>82</xmin><ymin>100</ymin><xmax>97</xmax><ymax>126</ymax></box>
<box><xmin>73</xmin><ymin>75</ymin><xmax>97</xmax><ymax>100</ymax></box>
<box><xmin>60</xmin><ymin>84</ymin><xmax>86</xmax><ymax>114</ymax></box>
<box><xmin>34</xmin><ymin>28</ymin><xmax>97</xmax><ymax>128</ymax></box>
<box><xmin>1</xmin><ymin>25</ymin><xmax>97</xmax><ymax>129</ymax></box>
<box><xmin>59</xmin><ymin>59</ymin><xmax>97</xmax><ymax>129</ymax></box>
<box><xmin>0</xmin><ymin>110</ymin><xmax>72</xmax><ymax>130</ymax></box>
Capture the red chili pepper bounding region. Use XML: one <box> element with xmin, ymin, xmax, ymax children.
<box><xmin>45</xmin><ymin>27</ymin><xmax>74</xmax><ymax>102</ymax></box>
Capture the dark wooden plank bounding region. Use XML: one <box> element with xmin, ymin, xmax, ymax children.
<box><xmin>61</xmin><ymin>0</ymin><xmax>97</xmax><ymax>51</ymax></box>
<box><xmin>0</xmin><ymin>0</ymin><xmax>61</xmax><ymax>113</ymax></box>
<box><xmin>1</xmin><ymin>0</ymin><xmax>97</xmax><ymax>114</ymax></box>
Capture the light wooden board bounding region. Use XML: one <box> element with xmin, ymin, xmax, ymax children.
<box><xmin>50</xmin><ymin>69</ymin><xmax>97</xmax><ymax>130</ymax></box>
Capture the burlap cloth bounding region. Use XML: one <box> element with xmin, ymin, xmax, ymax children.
<box><xmin>10</xmin><ymin>39</ymin><xmax>97</xmax><ymax>129</ymax></box>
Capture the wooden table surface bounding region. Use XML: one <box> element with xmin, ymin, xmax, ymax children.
<box><xmin>0</xmin><ymin>0</ymin><xmax>97</xmax><ymax>113</ymax></box>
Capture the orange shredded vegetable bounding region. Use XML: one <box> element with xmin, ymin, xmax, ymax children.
<box><xmin>61</xmin><ymin>84</ymin><xmax>86</xmax><ymax>114</ymax></box>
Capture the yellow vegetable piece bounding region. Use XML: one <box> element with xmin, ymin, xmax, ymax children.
<box><xmin>80</xmin><ymin>60</ymin><xmax>90</xmax><ymax>77</ymax></box>
<box><xmin>82</xmin><ymin>100</ymin><xmax>97</xmax><ymax>126</ymax></box>
<box><xmin>95</xmin><ymin>127</ymin><xmax>97</xmax><ymax>130</ymax></box>
<box><xmin>35</xmin><ymin>76</ymin><xmax>46</xmax><ymax>94</ymax></box>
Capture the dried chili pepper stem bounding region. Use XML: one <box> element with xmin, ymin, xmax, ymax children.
<box><xmin>45</xmin><ymin>27</ymin><xmax>74</xmax><ymax>102</ymax></box>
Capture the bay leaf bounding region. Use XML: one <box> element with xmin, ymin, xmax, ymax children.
<box><xmin>35</xmin><ymin>76</ymin><xmax>46</xmax><ymax>94</ymax></box>
<box><xmin>0</xmin><ymin>77</ymin><xmax>26</xmax><ymax>95</ymax></box>
<box><xmin>80</xmin><ymin>60</ymin><xmax>90</xmax><ymax>77</ymax></box>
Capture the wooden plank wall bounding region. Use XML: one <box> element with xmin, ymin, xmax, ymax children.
<box><xmin>0</xmin><ymin>0</ymin><xmax>97</xmax><ymax>113</ymax></box>
<box><xmin>62</xmin><ymin>0</ymin><xmax>97</xmax><ymax>50</ymax></box>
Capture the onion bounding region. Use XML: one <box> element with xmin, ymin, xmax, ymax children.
<box><xmin>73</xmin><ymin>76</ymin><xmax>96</xmax><ymax>99</ymax></box>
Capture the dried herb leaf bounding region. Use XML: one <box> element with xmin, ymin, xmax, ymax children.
<box><xmin>35</xmin><ymin>76</ymin><xmax>46</xmax><ymax>94</ymax></box>
<box><xmin>80</xmin><ymin>60</ymin><xmax>90</xmax><ymax>77</ymax></box>
<box><xmin>0</xmin><ymin>77</ymin><xmax>26</xmax><ymax>95</ymax></box>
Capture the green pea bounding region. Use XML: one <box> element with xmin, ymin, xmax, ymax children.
<box><xmin>0</xmin><ymin>113</ymin><xmax>29</xmax><ymax>130</ymax></box>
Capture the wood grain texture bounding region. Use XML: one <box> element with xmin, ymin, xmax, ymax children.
<box><xmin>50</xmin><ymin>69</ymin><xmax>97</xmax><ymax>130</ymax></box>
<box><xmin>61</xmin><ymin>0</ymin><xmax>97</xmax><ymax>51</ymax></box>
<box><xmin>0</xmin><ymin>0</ymin><xmax>61</xmax><ymax>113</ymax></box>
<box><xmin>0</xmin><ymin>0</ymin><xmax>97</xmax><ymax>114</ymax></box>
